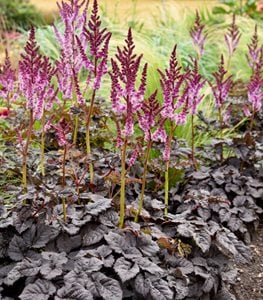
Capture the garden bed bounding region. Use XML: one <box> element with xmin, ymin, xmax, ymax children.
<box><xmin>0</xmin><ymin>0</ymin><xmax>262</xmax><ymax>299</ymax></box>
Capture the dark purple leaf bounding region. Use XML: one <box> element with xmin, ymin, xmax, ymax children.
<box><xmin>114</xmin><ymin>257</ymin><xmax>139</xmax><ymax>282</ymax></box>
<box><xmin>19</xmin><ymin>279</ymin><xmax>56</xmax><ymax>300</ymax></box>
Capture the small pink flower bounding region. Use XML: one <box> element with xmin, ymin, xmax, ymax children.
<box><xmin>256</xmin><ymin>1</ymin><xmax>263</xmax><ymax>12</ymax></box>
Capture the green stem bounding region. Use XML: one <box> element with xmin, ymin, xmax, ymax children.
<box><xmin>73</xmin><ymin>115</ymin><xmax>79</xmax><ymax>145</ymax></box>
<box><xmin>218</xmin><ymin>106</ymin><xmax>224</xmax><ymax>162</ymax></box>
<box><xmin>191</xmin><ymin>114</ymin><xmax>197</xmax><ymax>170</ymax></box>
<box><xmin>164</xmin><ymin>160</ymin><xmax>169</xmax><ymax>217</ymax></box>
<box><xmin>22</xmin><ymin>109</ymin><xmax>34</xmax><ymax>194</ymax></box>
<box><xmin>134</xmin><ymin>140</ymin><xmax>152</xmax><ymax>223</ymax></box>
<box><xmin>62</xmin><ymin>145</ymin><xmax>67</xmax><ymax>222</ymax></box>
<box><xmin>164</xmin><ymin>121</ymin><xmax>175</xmax><ymax>217</ymax></box>
<box><xmin>85</xmin><ymin>89</ymin><xmax>96</xmax><ymax>184</ymax></box>
<box><xmin>40</xmin><ymin>112</ymin><xmax>45</xmax><ymax>177</ymax></box>
<box><xmin>119</xmin><ymin>138</ymin><xmax>127</xmax><ymax>228</ymax></box>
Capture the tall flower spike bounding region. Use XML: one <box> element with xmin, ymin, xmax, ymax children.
<box><xmin>110</xmin><ymin>28</ymin><xmax>147</xmax><ymax>138</ymax></box>
<box><xmin>138</xmin><ymin>90</ymin><xmax>162</xmax><ymax>141</ymax></box>
<box><xmin>209</xmin><ymin>55</ymin><xmax>232</xmax><ymax>109</ymax></box>
<box><xmin>190</xmin><ymin>11</ymin><xmax>207</xmax><ymax>58</ymax></box>
<box><xmin>247</xmin><ymin>67</ymin><xmax>263</xmax><ymax>114</ymax></box>
<box><xmin>158</xmin><ymin>45</ymin><xmax>184</xmax><ymax>120</ymax></box>
<box><xmin>246</xmin><ymin>25</ymin><xmax>263</xmax><ymax>74</ymax></box>
<box><xmin>224</xmin><ymin>15</ymin><xmax>241</xmax><ymax>59</ymax></box>
<box><xmin>19</xmin><ymin>27</ymin><xmax>57</xmax><ymax>119</ymax></box>
<box><xmin>0</xmin><ymin>50</ymin><xmax>17</xmax><ymax>107</ymax></box>
<box><xmin>187</xmin><ymin>59</ymin><xmax>206</xmax><ymax>115</ymax></box>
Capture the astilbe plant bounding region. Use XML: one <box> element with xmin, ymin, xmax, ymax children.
<box><xmin>19</xmin><ymin>27</ymin><xmax>57</xmax><ymax>191</ymax></box>
<box><xmin>0</xmin><ymin>50</ymin><xmax>17</xmax><ymax>110</ymax></box>
<box><xmin>157</xmin><ymin>45</ymin><xmax>188</xmax><ymax>216</ymax></box>
<box><xmin>209</xmin><ymin>55</ymin><xmax>232</xmax><ymax>161</ymax></box>
<box><xmin>55</xmin><ymin>0</ymin><xmax>111</xmax><ymax>184</ymax></box>
<box><xmin>52</xmin><ymin>117</ymin><xmax>72</xmax><ymax>221</ymax></box>
<box><xmin>134</xmin><ymin>90</ymin><xmax>163</xmax><ymax>222</ymax></box>
<box><xmin>109</xmin><ymin>28</ymin><xmax>147</xmax><ymax>228</ymax></box>
<box><xmin>190</xmin><ymin>11</ymin><xmax>207</xmax><ymax>60</ymax></box>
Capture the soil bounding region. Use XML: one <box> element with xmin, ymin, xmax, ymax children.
<box><xmin>232</xmin><ymin>222</ymin><xmax>263</xmax><ymax>300</ymax></box>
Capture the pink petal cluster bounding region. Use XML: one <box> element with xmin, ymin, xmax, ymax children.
<box><xmin>190</xmin><ymin>11</ymin><xmax>207</xmax><ymax>57</ymax></box>
<box><xmin>158</xmin><ymin>45</ymin><xmax>185</xmax><ymax>121</ymax></box>
<box><xmin>110</xmin><ymin>28</ymin><xmax>147</xmax><ymax>138</ymax></box>
<box><xmin>138</xmin><ymin>90</ymin><xmax>163</xmax><ymax>142</ymax></box>
<box><xmin>209</xmin><ymin>55</ymin><xmax>232</xmax><ymax>109</ymax></box>
<box><xmin>55</xmin><ymin>0</ymin><xmax>111</xmax><ymax>105</ymax></box>
<box><xmin>186</xmin><ymin>59</ymin><xmax>205</xmax><ymax>115</ymax></box>
<box><xmin>247</xmin><ymin>69</ymin><xmax>263</xmax><ymax>113</ymax></box>
<box><xmin>19</xmin><ymin>27</ymin><xmax>57</xmax><ymax>120</ymax></box>
<box><xmin>0</xmin><ymin>51</ymin><xmax>17</xmax><ymax>102</ymax></box>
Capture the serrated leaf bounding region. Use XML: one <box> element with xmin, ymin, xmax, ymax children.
<box><xmin>135</xmin><ymin>274</ymin><xmax>173</xmax><ymax>300</ymax></box>
<box><xmin>92</xmin><ymin>272</ymin><xmax>122</xmax><ymax>300</ymax></box>
<box><xmin>134</xmin><ymin>257</ymin><xmax>163</xmax><ymax>274</ymax></box>
<box><xmin>193</xmin><ymin>229</ymin><xmax>211</xmax><ymax>253</ymax></box>
<box><xmin>104</xmin><ymin>231</ymin><xmax>126</xmax><ymax>253</ymax></box>
<box><xmin>149</xmin><ymin>278</ymin><xmax>174</xmax><ymax>300</ymax></box>
<box><xmin>82</xmin><ymin>224</ymin><xmax>105</xmax><ymax>246</ymax></box>
<box><xmin>61</xmin><ymin>223</ymin><xmax>80</xmax><ymax>235</ymax></box>
<box><xmin>75</xmin><ymin>257</ymin><xmax>103</xmax><ymax>273</ymax></box>
<box><xmin>85</xmin><ymin>194</ymin><xmax>112</xmax><ymax>216</ymax></box>
<box><xmin>19</xmin><ymin>279</ymin><xmax>56</xmax><ymax>300</ymax></box>
<box><xmin>135</xmin><ymin>274</ymin><xmax>150</xmax><ymax>297</ymax></box>
<box><xmin>40</xmin><ymin>252</ymin><xmax>67</xmax><ymax>280</ymax></box>
<box><xmin>55</xmin><ymin>283</ymin><xmax>93</xmax><ymax>300</ymax></box>
<box><xmin>8</xmin><ymin>235</ymin><xmax>27</xmax><ymax>261</ymax></box>
<box><xmin>114</xmin><ymin>257</ymin><xmax>139</xmax><ymax>282</ymax></box>
<box><xmin>99</xmin><ymin>209</ymin><xmax>119</xmax><ymax>227</ymax></box>
<box><xmin>33</xmin><ymin>224</ymin><xmax>59</xmax><ymax>248</ymax></box>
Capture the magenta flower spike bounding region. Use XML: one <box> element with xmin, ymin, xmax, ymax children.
<box><xmin>110</xmin><ymin>28</ymin><xmax>147</xmax><ymax>139</ymax></box>
<box><xmin>0</xmin><ymin>50</ymin><xmax>17</xmax><ymax>108</ymax></box>
<box><xmin>246</xmin><ymin>25</ymin><xmax>263</xmax><ymax>74</ymax></box>
<box><xmin>190</xmin><ymin>11</ymin><xmax>207</xmax><ymax>58</ymax></box>
<box><xmin>158</xmin><ymin>45</ymin><xmax>185</xmax><ymax>122</ymax></box>
<box><xmin>247</xmin><ymin>68</ymin><xmax>263</xmax><ymax>114</ymax></box>
<box><xmin>187</xmin><ymin>59</ymin><xmax>206</xmax><ymax>115</ymax></box>
<box><xmin>224</xmin><ymin>15</ymin><xmax>241</xmax><ymax>59</ymax></box>
<box><xmin>209</xmin><ymin>55</ymin><xmax>232</xmax><ymax>109</ymax></box>
<box><xmin>19</xmin><ymin>27</ymin><xmax>57</xmax><ymax>120</ymax></box>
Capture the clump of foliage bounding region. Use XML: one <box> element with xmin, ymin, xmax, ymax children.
<box><xmin>0</xmin><ymin>0</ymin><xmax>44</xmax><ymax>32</ymax></box>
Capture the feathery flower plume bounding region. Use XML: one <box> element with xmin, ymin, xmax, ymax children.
<box><xmin>224</xmin><ymin>15</ymin><xmax>241</xmax><ymax>59</ymax></box>
<box><xmin>246</xmin><ymin>25</ymin><xmax>263</xmax><ymax>74</ymax></box>
<box><xmin>209</xmin><ymin>55</ymin><xmax>232</xmax><ymax>109</ymax></box>
<box><xmin>247</xmin><ymin>68</ymin><xmax>263</xmax><ymax>115</ymax></box>
<box><xmin>190</xmin><ymin>11</ymin><xmax>207</xmax><ymax>58</ymax></box>
<box><xmin>187</xmin><ymin>59</ymin><xmax>206</xmax><ymax>115</ymax></box>
<box><xmin>0</xmin><ymin>50</ymin><xmax>17</xmax><ymax>109</ymax></box>
<box><xmin>110</xmin><ymin>28</ymin><xmax>147</xmax><ymax>138</ymax></box>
